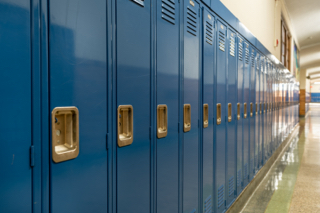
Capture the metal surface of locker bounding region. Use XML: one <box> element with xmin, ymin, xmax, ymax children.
<box><xmin>226</xmin><ymin>28</ymin><xmax>237</xmax><ymax>208</ymax></box>
<box><xmin>249</xmin><ymin>48</ymin><xmax>256</xmax><ymax>179</ymax></box>
<box><xmin>215</xmin><ymin>19</ymin><xmax>227</xmax><ymax>213</ymax></box>
<box><xmin>236</xmin><ymin>36</ymin><xmax>244</xmax><ymax>196</ymax></box>
<box><xmin>183</xmin><ymin>0</ymin><xmax>200</xmax><ymax>212</ymax></box>
<box><xmin>259</xmin><ymin>56</ymin><xmax>264</xmax><ymax>166</ymax></box>
<box><xmin>116</xmin><ymin>0</ymin><xmax>151</xmax><ymax>212</ymax></box>
<box><xmin>0</xmin><ymin>1</ymin><xmax>32</xmax><ymax>212</ymax></box>
<box><xmin>202</xmin><ymin>9</ymin><xmax>215</xmax><ymax>213</ymax></box>
<box><xmin>263</xmin><ymin>58</ymin><xmax>268</xmax><ymax>163</ymax></box>
<box><xmin>242</xmin><ymin>41</ymin><xmax>250</xmax><ymax>187</ymax></box>
<box><xmin>254</xmin><ymin>53</ymin><xmax>260</xmax><ymax>170</ymax></box>
<box><xmin>48</xmin><ymin>1</ymin><xmax>108</xmax><ymax>212</ymax></box>
<box><xmin>156</xmin><ymin>0</ymin><xmax>180</xmax><ymax>212</ymax></box>
<box><xmin>266</xmin><ymin>62</ymin><xmax>270</xmax><ymax>158</ymax></box>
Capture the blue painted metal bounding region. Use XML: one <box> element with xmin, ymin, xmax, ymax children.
<box><xmin>215</xmin><ymin>19</ymin><xmax>227</xmax><ymax>213</ymax></box>
<box><xmin>202</xmin><ymin>8</ymin><xmax>215</xmax><ymax>213</ymax></box>
<box><xmin>116</xmin><ymin>0</ymin><xmax>151</xmax><ymax>212</ymax></box>
<box><xmin>254</xmin><ymin>52</ymin><xmax>260</xmax><ymax>171</ymax></box>
<box><xmin>259</xmin><ymin>56</ymin><xmax>264</xmax><ymax>167</ymax></box>
<box><xmin>263</xmin><ymin>57</ymin><xmax>268</xmax><ymax>164</ymax></box>
<box><xmin>249</xmin><ymin>47</ymin><xmax>256</xmax><ymax>179</ymax></box>
<box><xmin>49</xmin><ymin>1</ymin><xmax>108</xmax><ymax>212</ymax></box>
<box><xmin>0</xmin><ymin>1</ymin><xmax>32</xmax><ymax>212</ymax></box>
<box><xmin>236</xmin><ymin>35</ymin><xmax>244</xmax><ymax>196</ymax></box>
<box><xmin>183</xmin><ymin>1</ymin><xmax>200</xmax><ymax>212</ymax></box>
<box><xmin>155</xmin><ymin>0</ymin><xmax>180</xmax><ymax>212</ymax></box>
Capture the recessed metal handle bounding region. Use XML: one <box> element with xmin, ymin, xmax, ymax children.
<box><xmin>217</xmin><ymin>103</ymin><xmax>221</xmax><ymax>125</ymax></box>
<box><xmin>118</xmin><ymin>105</ymin><xmax>133</xmax><ymax>147</ymax></box>
<box><xmin>228</xmin><ymin>103</ymin><xmax>232</xmax><ymax>122</ymax></box>
<box><xmin>237</xmin><ymin>103</ymin><xmax>240</xmax><ymax>120</ymax></box>
<box><xmin>260</xmin><ymin>102</ymin><xmax>262</xmax><ymax>114</ymax></box>
<box><xmin>52</xmin><ymin>107</ymin><xmax>79</xmax><ymax>163</ymax></box>
<box><xmin>255</xmin><ymin>102</ymin><xmax>258</xmax><ymax>115</ymax></box>
<box><xmin>250</xmin><ymin>103</ymin><xmax>253</xmax><ymax>117</ymax></box>
<box><xmin>203</xmin><ymin>104</ymin><xmax>209</xmax><ymax>128</ymax></box>
<box><xmin>244</xmin><ymin>103</ymin><xmax>247</xmax><ymax>119</ymax></box>
<box><xmin>157</xmin><ymin>105</ymin><xmax>168</xmax><ymax>138</ymax></box>
<box><xmin>184</xmin><ymin>104</ymin><xmax>191</xmax><ymax>132</ymax></box>
<box><xmin>263</xmin><ymin>102</ymin><xmax>266</xmax><ymax>113</ymax></box>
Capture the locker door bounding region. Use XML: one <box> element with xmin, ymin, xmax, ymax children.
<box><xmin>48</xmin><ymin>1</ymin><xmax>108</xmax><ymax>212</ymax></box>
<box><xmin>183</xmin><ymin>1</ymin><xmax>200</xmax><ymax>212</ymax></box>
<box><xmin>236</xmin><ymin>36</ymin><xmax>244</xmax><ymax>196</ymax></box>
<box><xmin>156</xmin><ymin>0</ymin><xmax>180</xmax><ymax>212</ymax></box>
<box><xmin>215</xmin><ymin>19</ymin><xmax>227</xmax><ymax>213</ymax></box>
<box><xmin>266</xmin><ymin>62</ymin><xmax>270</xmax><ymax>158</ymax></box>
<box><xmin>202</xmin><ymin>9</ymin><xmax>215</xmax><ymax>213</ymax></box>
<box><xmin>226</xmin><ymin>28</ymin><xmax>237</xmax><ymax>208</ymax></box>
<box><xmin>116</xmin><ymin>0</ymin><xmax>151</xmax><ymax>212</ymax></box>
<box><xmin>259</xmin><ymin>56</ymin><xmax>264</xmax><ymax>166</ymax></box>
<box><xmin>255</xmin><ymin>53</ymin><xmax>260</xmax><ymax>170</ymax></box>
<box><xmin>0</xmin><ymin>1</ymin><xmax>32</xmax><ymax>212</ymax></box>
<box><xmin>249</xmin><ymin>48</ymin><xmax>255</xmax><ymax>179</ymax></box>
<box><xmin>263</xmin><ymin>59</ymin><xmax>267</xmax><ymax>162</ymax></box>
<box><xmin>242</xmin><ymin>42</ymin><xmax>250</xmax><ymax>187</ymax></box>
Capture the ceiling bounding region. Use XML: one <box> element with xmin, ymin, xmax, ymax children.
<box><xmin>284</xmin><ymin>0</ymin><xmax>320</xmax><ymax>78</ymax></box>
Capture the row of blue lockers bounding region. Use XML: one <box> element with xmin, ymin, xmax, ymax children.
<box><xmin>1</xmin><ymin>0</ymin><xmax>300</xmax><ymax>213</ymax></box>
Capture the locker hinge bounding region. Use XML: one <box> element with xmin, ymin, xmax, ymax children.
<box><xmin>178</xmin><ymin>122</ymin><xmax>180</xmax><ymax>133</ymax></box>
<box><xmin>106</xmin><ymin>133</ymin><xmax>109</xmax><ymax>150</ymax></box>
<box><xmin>30</xmin><ymin>145</ymin><xmax>35</xmax><ymax>167</ymax></box>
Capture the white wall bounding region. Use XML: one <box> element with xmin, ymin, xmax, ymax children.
<box><xmin>311</xmin><ymin>83</ymin><xmax>320</xmax><ymax>93</ymax></box>
<box><xmin>220</xmin><ymin>0</ymin><xmax>299</xmax><ymax>74</ymax></box>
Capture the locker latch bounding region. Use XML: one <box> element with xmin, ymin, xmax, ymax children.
<box><xmin>244</xmin><ymin>103</ymin><xmax>247</xmax><ymax>119</ymax></box>
<box><xmin>216</xmin><ymin>104</ymin><xmax>222</xmax><ymax>125</ymax></box>
<box><xmin>157</xmin><ymin>105</ymin><xmax>168</xmax><ymax>138</ymax></box>
<box><xmin>52</xmin><ymin>107</ymin><xmax>79</xmax><ymax>163</ymax></box>
<box><xmin>250</xmin><ymin>103</ymin><xmax>253</xmax><ymax>117</ymax></box>
<box><xmin>118</xmin><ymin>105</ymin><xmax>134</xmax><ymax>147</ymax></box>
<box><xmin>184</xmin><ymin>104</ymin><xmax>191</xmax><ymax>132</ymax></box>
<box><xmin>228</xmin><ymin>103</ymin><xmax>232</xmax><ymax>122</ymax></box>
<box><xmin>255</xmin><ymin>103</ymin><xmax>258</xmax><ymax>115</ymax></box>
<box><xmin>203</xmin><ymin>104</ymin><xmax>209</xmax><ymax>128</ymax></box>
<box><xmin>237</xmin><ymin>103</ymin><xmax>240</xmax><ymax>120</ymax></box>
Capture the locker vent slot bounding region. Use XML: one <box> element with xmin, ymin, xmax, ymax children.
<box><xmin>161</xmin><ymin>0</ymin><xmax>176</xmax><ymax>25</ymax></box>
<box><xmin>219</xmin><ymin>31</ymin><xmax>226</xmax><ymax>52</ymax></box>
<box><xmin>238</xmin><ymin>40</ymin><xmax>243</xmax><ymax>61</ymax></box>
<box><xmin>218</xmin><ymin>185</ymin><xmax>224</xmax><ymax>208</ymax></box>
<box><xmin>237</xmin><ymin>169</ymin><xmax>241</xmax><ymax>186</ymax></box>
<box><xmin>186</xmin><ymin>6</ymin><xmax>198</xmax><ymax>36</ymax></box>
<box><xmin>251</xmin><ymin>52</ymin><xmax>255</xmax><ymax>67</ymax></box>
<box><xmin>250</xmin><ymin>159</ymin><xmax>254</xmax><ymax>173</ymax></box>
<box><xmin>245</xmin><ymin>46</ymin><xmax>250</xmax><ymax>64</ymax></box>
<box><xmin>229</xmin><ymin>176</ymin><xmax>234</xmax><ymax>196</ymax></box>
<box><xmin>244</xmin><ymin>163</ymin><xmax>248</xmax><ymax>177</ymax></box>
<box><xmin>230</xmin><ymin>36</ymin><xmax>235</xmax><ymax>57</ymax></box>
<box><xmin>204</xmin><ymin>195</ymin><xmax>212</xmax><ymax>213</ymax></box>
<box><xmin>205</xmin><ymin>21</ymin><xmax>213</xmax><ymax>45</ymax></box>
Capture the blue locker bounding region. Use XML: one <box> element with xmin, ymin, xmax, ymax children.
<box><xmin>259</xmin><ymin>56</ymin><xmax>264</xmax><ymax>166</ymax></box>
<box><xmin>183</xmin><ymin>0</ymin><xmax>200</xmax><ymax>212</ymax></box>
<box><xmin>226</xmin><ymin>28</ymin><xmax>237</xmax><ymax>208</ymax></box>
<box><xmin>0</xmin><ymin>1</ymin><xmax>32</xmax><ymax>212</ymax></box>
<box><xmin>116</xmin><ymin>0</ymin><xmax>151</xmax><ymax>212</ymax></box>
<box><xmin>266</xmin><ymin>62</ymin><xmax>271</xmax><ymax>158</ymax></box>
<box><xmin>254</xmin><ymin>53</ymin><xmax>260</xmax><ymax>170</ymax></box>
<box><xmin>215</xmin><ymin>19</ymin><xmax>227</xmax><ymax>213</ymax></box>
<box><xmin>242</xmin><ymin>41</ymin><xmax>250</xmax><ymax>187</ymax></box>
<box><xmin>156</xmin><ymin>0</ymin><xmax>180</xmax><ymax>212</ymax></box>
<box><xmin>236</xmin><ymin>36</ymin><xmax>244</xmax><ymax>196</ymax></box>
<box><xmin>202</xmin><ymin>9</ymin><xmax>215</xmax><ymax>213</ymax></box>
<box><xmin>48</xmin><ymin>1</ymin><xmax>108</xmax><ymax>212</ymax></box>
<box><xmin>263</xmin><ymin>58</ymin><xmax>268</xmax><ymax>163</ymax></box>
<box><xmin>249</xmin><ymin>47</ymin><xmax>255</xmax><ymax>179</ymax></box>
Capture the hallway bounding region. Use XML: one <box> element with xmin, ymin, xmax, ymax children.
<box><xmin>242</xmin><ymin>104</ymin><xmax>320</xmax><ymax>213</ymax></box>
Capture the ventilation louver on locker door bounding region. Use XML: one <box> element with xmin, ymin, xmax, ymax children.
<box><xmin>251</xmin><ymin>52</ymin><xmax>255</xmax><ymax>67</ymax></box>
<box><xmin>228</xmin><ymin>176</ymin><xmax>234</xmax><ymax>196</ymax></box>
<box><xmin>186</xmin><ymin>6</ymin><xmax>198</xmax><ymax>36</ymax></box>
<box><xmin>230</xmin><ymin>35</ymin><xmax>235</xmax><ymax>56</ymax></box>
<box><xmin>218</xmin><ymin>185</ymin><xmax>225</xmax><ymax>208</ymax></box>
<box><xmin>245</xmin><ymin>43</ymin><xmax>250</xmax><ymax>64</ymax></box>
<box><xmin>204</xmin><ymin>195</ymin><xmax>212</xmax><ymax>213</ymax></box>
<box><xmin>219</xmin><ymin>30</ymin><xmax>226</xmax><ymax>51</ymax></box>
<box><xmin>238</xmin><ymin>38</ymin><xmax>243</xmax><ymax>61</ymax></box>
<box><xmin>237</xmin><ymin>169</ymin><xmax>241</xmax><ymax>186</ymax></box>
<box><xmin>205</xmin><ymin>20</ymin><xmax>213</xmax><ymax>45</ymax></box>
<box><xmin>161</xmin><ymin>0</ymin><xmax>176</xmax><ymax>25</ymax></box>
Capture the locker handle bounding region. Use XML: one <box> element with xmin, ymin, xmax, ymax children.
<box><xmin>157</xmin><ymin>105</ymin><xmax>168</xmax><ymax>138</ymax></box>
<box><xmin>52</xmin><ymin>107</ymin><xmax>79</xmax><ymax>163</ymax></box>
<box><xmin>117</xmin><ymin>105</ymin><xmax>134</xmax><ymax>147</ymax></box>
<box><xmin>228</xmin><ymin>103</ymin><xmax>232</xmax><ymax>122</ymax></box>
<box><xmin>184</xmin><ymin>104</ymin><xmax>191</xmax><ymax>132</ymax></box>
<box><xmin>264</xmin><ymin>102</ymin><xmax>266</xmax><ymax>113</ymax></box>
<box><xmin>217</xmin><ymin>103</ymin><xmax>222</xmax><ymax>125</ymax></box>
<box><xmin>203</xmin><ymin>104</ymin><xmax>209</xmax><ymax>128</ymax></box>
<box><xmin>260</xmin><ymin>103</ymin><xmax>262</xmax><ymax>114</ymax></box>
<box><xmin>244</xmin><ymin>103</ymin><xmax>247</xmax><ymax>119</ymax></box>
<box><xmin>250</xmin><ymin>103</ymin><xmax>253</xmax><ymax>117</ymax></box>
<box><xmin>237</xmin><ymin>103</ymin><xmax>240</xmax><ymax>120</ymax></box>
<box><xmin>255</xmin><ymin>103</ymin><xmax>258</xmax><ymax>115</ymax></box>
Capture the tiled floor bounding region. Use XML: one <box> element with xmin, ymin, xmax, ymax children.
<box><xmin>242</xmin><ymin>104</ymin><xmax>320</xmax><ymax>213</ymax></box>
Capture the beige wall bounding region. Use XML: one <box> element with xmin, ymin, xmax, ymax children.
<box><xmin>310</xmin><ymin>83</ymin><xmax>320</xmax><ymax>93</ymax></box>
<box><xmin>220</xmin><ymin>0</ymin><xmax>299</xmax><ymax>74</ymax></box>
